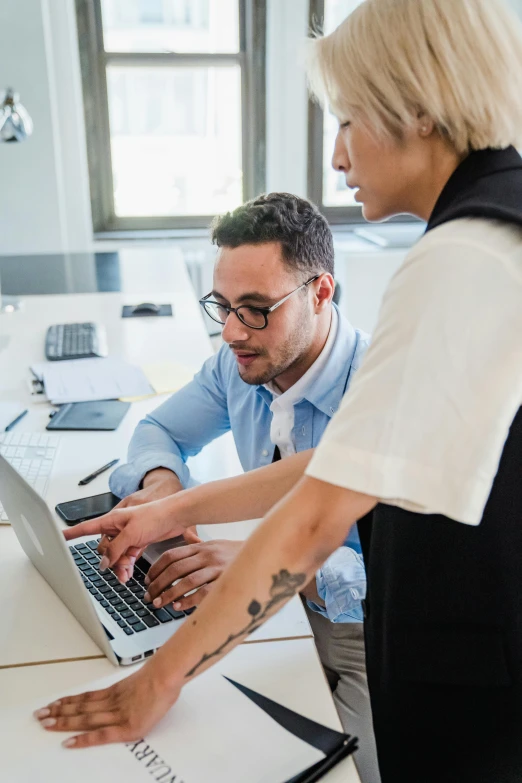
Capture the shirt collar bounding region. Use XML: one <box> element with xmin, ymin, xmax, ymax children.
<box><xmin>256</xmin><ymin>305</ymin><xmax>360</xmax><ymax>418</ymax></box>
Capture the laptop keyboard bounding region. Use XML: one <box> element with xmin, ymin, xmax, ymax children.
<box><xmin>69</xmin><ymin>539</ymin><xmax>192</xmax><ymax>635</ymax></box>
<box><xmin>0</xmin><ymin>432</ymin><xmax>59</xmax><ymax>522</ymax></box>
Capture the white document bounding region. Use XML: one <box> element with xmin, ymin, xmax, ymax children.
<box><xmin>0</xmin><ymin>641</ymin><xmax>334</xmax><ymax>783</ymax></box>
<box><xmin>31</xmin><ymin>358</ymin><xmax>154</xmax><ymax>404</ymax></box>
<box><xmin>0</xmin><ymin>402</ymin><xmax>26</xmax><ymax>432</ymax></box>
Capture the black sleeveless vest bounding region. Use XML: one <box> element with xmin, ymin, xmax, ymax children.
<box><xmin>358</xmin><ymin>147</ymin><xmax>522</xmax><ymax>783</ymax></box>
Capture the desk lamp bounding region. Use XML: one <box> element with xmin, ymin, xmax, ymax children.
<box><xmin>0</xmin><ymin>88</ymin><xmax>33</xmax><ymax>313</ymax></box>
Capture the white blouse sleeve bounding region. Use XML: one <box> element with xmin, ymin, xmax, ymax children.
<box><xmin>306</xmin><ymin>220</ymin><xmax>522</xmax><ymax>526</ymax></box>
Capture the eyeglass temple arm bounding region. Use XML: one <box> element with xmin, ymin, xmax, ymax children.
<box><xmin>266</xmin><ymin>275</ymin><xmax>320</xmax><ymax>313</ymax></box>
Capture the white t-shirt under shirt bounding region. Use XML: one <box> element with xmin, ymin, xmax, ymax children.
<box><xmin>265</xmin><ymin>308</ymin><xmax>338</xmax><ymax>457</ymax></box>
<box><xmin>307</xmin><ymin>218</ymin><xmax>522</xmax><ymax>527</ymax></box>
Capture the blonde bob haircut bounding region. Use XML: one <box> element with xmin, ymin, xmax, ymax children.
<box><xmin>307</xmin><ymin>0</ymin><xmax>522</xmax><ymax>155</ymax></box>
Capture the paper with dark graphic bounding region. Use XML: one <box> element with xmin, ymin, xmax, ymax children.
<box><xmin>0</xmin><ymin>642</ymin><xmax>362</xmax><ymax>783</ymax></box>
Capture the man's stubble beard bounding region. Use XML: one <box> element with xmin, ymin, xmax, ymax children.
<box><xmin>237</xmin><ymin>312</ymin><xmax>314</xmax><ymax>387</ymax></box>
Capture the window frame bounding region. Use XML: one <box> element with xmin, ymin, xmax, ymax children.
<box><xmin>307</xmin><ymin>0</ymin><xmax>418</xmax><ymax>225</ymax></box>
<box><xmin>75</xmin><ymin>0</ymin><xmax>266</xmax><ymax>232</ymax></box>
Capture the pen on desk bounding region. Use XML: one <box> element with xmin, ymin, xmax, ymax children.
<box><xmin>4</xmin><ymin>409</ymin><xmax>28</xmax><ymax>432</ymax></box>
<box><xmin>78</xmin><ymin>458</ymin><xmax>119</xmax><ymax>486</ymax></box>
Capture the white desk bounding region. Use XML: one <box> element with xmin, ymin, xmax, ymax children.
<box><xmin>0</xmin><ymin>639</ymin><xmax>360</xmax><ymax>783</ymax></box>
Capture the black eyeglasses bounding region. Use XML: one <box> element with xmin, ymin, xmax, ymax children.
<box><xmin>199</xmin><ymin>275</ymin><xmax>320</xmax><ymax>330</ymax></box>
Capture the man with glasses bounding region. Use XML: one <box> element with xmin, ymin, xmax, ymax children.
<box><xmin>108</xmin><ymin>192</ymin><xmax>377</xmax><ymax>782</ymax></box>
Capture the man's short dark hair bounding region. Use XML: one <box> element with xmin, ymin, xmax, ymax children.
<box><xmin>211</xmin><ymin>192</ymin><xmax>334</xmax><ymax>277</ymax></box>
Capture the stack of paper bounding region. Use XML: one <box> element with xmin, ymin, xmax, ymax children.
<box><xmin>30</xmin><ymin>359</ymin><xmax>154</xmax><ymax>404</ymax></box>
<box><xmin>30</xmin><ymin>359</ymin><xmax>195</xmax><ymax>405</ymax></box>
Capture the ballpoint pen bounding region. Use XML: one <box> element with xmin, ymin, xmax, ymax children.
<box><xmin>78</xmin><ymin>458</ymin><xmax>119</xmax><ymax>486</ymax></box>
<box><xmin>4</xmin><ymin>409</ymin><xmax>28</xmax><ymax>432</ymax></box>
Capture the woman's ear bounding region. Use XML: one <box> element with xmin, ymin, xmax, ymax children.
<box><xmin>417</xmin><ymin>113</ymin><xmax>435</xmax><ymax>137</ymax></box>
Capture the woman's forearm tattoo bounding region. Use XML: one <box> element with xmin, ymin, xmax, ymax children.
<box><xmin>185</xmin><ymin>569</ymin><xmax>306</xmax><ymax>677</ymax></box>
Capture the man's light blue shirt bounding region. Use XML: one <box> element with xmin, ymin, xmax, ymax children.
<box><xmin>110</xmin><ymin>305</ymin><xmax>370</xmax><ymax>623</ymax></box>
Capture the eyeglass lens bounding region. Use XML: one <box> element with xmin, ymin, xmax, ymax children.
<box><xmin>203</xmin><ymin>301</ymin><xmax>266</xmax><ymax>329</ymax></box>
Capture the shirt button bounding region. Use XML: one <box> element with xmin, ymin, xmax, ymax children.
<box><xmin>262</xmin><ymin>449</ymin><xmax>269</xmax><ymax>457</ymax></box>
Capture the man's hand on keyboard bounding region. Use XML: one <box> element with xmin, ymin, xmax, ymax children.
<box><xmin>63</xmin><ymin>495</ymin><xmax>189</xmax><ymax>583</ymax></box>
<box><xmin>143</xmin><ymin>536</ymin><xmax>243</xmax><ymax>613</ymax></box>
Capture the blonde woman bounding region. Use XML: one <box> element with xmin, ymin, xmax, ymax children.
<box><xmin>38</xmin><ymin>0</ymin><xmax>522</xmax><ymax>780</ymax></box>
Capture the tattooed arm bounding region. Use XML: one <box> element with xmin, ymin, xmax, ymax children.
<box><xmin>35</xmin><ymin>475</ymin><xmax>376</xmax><ymax>748</ymax></box>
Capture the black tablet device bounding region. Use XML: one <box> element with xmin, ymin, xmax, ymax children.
<box><xmin>46</xmin><ymin>400</ymin><xmax>130</xmax><ymax>431</ymax></box>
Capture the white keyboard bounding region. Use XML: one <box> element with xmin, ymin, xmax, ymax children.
<box><xmin>0</xmin><ymin>431</ymin><xmax>60</xmax><ymax>522</ymax></box>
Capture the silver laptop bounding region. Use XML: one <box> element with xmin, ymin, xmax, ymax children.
<box><xmin>0</xmin><ymin>453</ymin><xmax>188</xmax><ymax>665</ymax></box>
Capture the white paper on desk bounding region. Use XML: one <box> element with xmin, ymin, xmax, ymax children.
<box><xmin>31</xmin><ymin>358</ymin><xmax>153</xmax><ymax>404</ymax></box>
<box><xmin>1</xmin><ymin>658</ymin><xmax>324</xmax><ymax>783</ymax></box>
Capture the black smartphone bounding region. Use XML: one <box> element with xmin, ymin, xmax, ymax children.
<box><xmin>55</xmin><ymin>492</ymin><xmax>120</xmax><ymax>525</ymax></box>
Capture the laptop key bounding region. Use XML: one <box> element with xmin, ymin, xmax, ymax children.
<box><xmin>78</xmin><ymin>563</ymin><xmax>90</xmax><ymax>571</ymax></box>
<box><xmin>123</xmin><ymin>626</ymin><xmax>134</xmax><ymax>635</ymax></box>
<box><xmin>133</xmin><ymin>622</ymin><xmax>146</xmax><ymax>632</ymax></box>
<box><xmin>164</xmin><ymin>604</ymin><xmax>185</xmax><ymax>620</ymax></box>
<box><xmin>95</xmin><ymin>593</ymin><xmax>104</xmax><ymax>602</ymax></box>
<box><xmin>125</xmin><ymin>595</ymin><xmax>140</xmax><ymax>606</ymax></box>
<box><xmin>91</xmin><ymin>578</ymin><xmax>104</xmax><ymax>587</ymax></box>
<box><xmin>153</xmin><ymin>608</ymin><xmax>173</xmax><ymax>623</ymax></box>
<box><xmin>114</xmin><ymin>584</ymin><xmax>126</xmax><ymax>593</ymax></box>
<box><xmin>100</xmin><ymin>600</ymin><xmax>109</xmax><ymax>608</ymax></box>
<box><xmin>120</xmin><ymin>610</ymin><xmax>133</xmax><ymax>619</ymax></box>
<box><xmin>99</xmin><ymin>585</ymin><xmax>112</xmax><ymax>594</ymax></box>
<box><xmin>114</xmin><ymin>602</ymin><xmax>127</xmax><ymax>613</ymax></box>
<box><xmin>106</xmin><ymin>606</ymin><xmax>116</xmax><ymax>614</ymax></box>
<box><xmin>142</xmin><ymin>615</ymin><xmax>160</xmax><ymax>628</ymax></box>
<box><xmin>117</xmin><ymin>619</ymin><xmax>127</xmax><ymax>628</ymax></box>
<box><xmin>108</xmin><ymin>596</ymin><xmax>121</xmax><ymax>606</ymax></box>
<box><xmin>87</xmin><ymin>540</ymin><xmax>99</xmax><ymax>550</ymax></box>
<box><xmin>119</xmin><ymin>590</ymin><xmax>132</xmax><ymax>600</ymax></box>
<box><xmin>127</xmin><ymin>615</ymin><xmax>142</xmax><ymax>625</ymax></box>
<box><xmin>135</xmin><ymin>607</ymin><xmax>151</xmax><ymax>618</ymax></box>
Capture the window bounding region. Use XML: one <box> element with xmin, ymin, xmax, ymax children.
<box><xmin>76</xmin><ymin>0</ymin><xmax>266</xmax><ymax>231</ymax></box>
<box><xmin>308</xmin><ymin>0</ymin><xmax>415</xmax><ymax>224</ymax></box>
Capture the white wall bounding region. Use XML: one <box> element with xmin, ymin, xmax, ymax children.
<box><xmin>0</xmin><ymin>0</ymin><xmax>92</xmax><ymax>254</ymax></box>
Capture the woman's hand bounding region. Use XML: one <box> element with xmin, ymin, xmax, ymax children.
<box><xmin>94</xmin><ymin>470</ymin><xmax>186</xmax><ymax>581</ymax></box>
<box><xmin>34</xmin><ymin>658</ymin><xmax>181</xmax><ymax>749</ymax></box>
<box><xmin>63</xmin><ymin>495</ymin><xmax>189</xmax><ymax>581</ymax></box>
